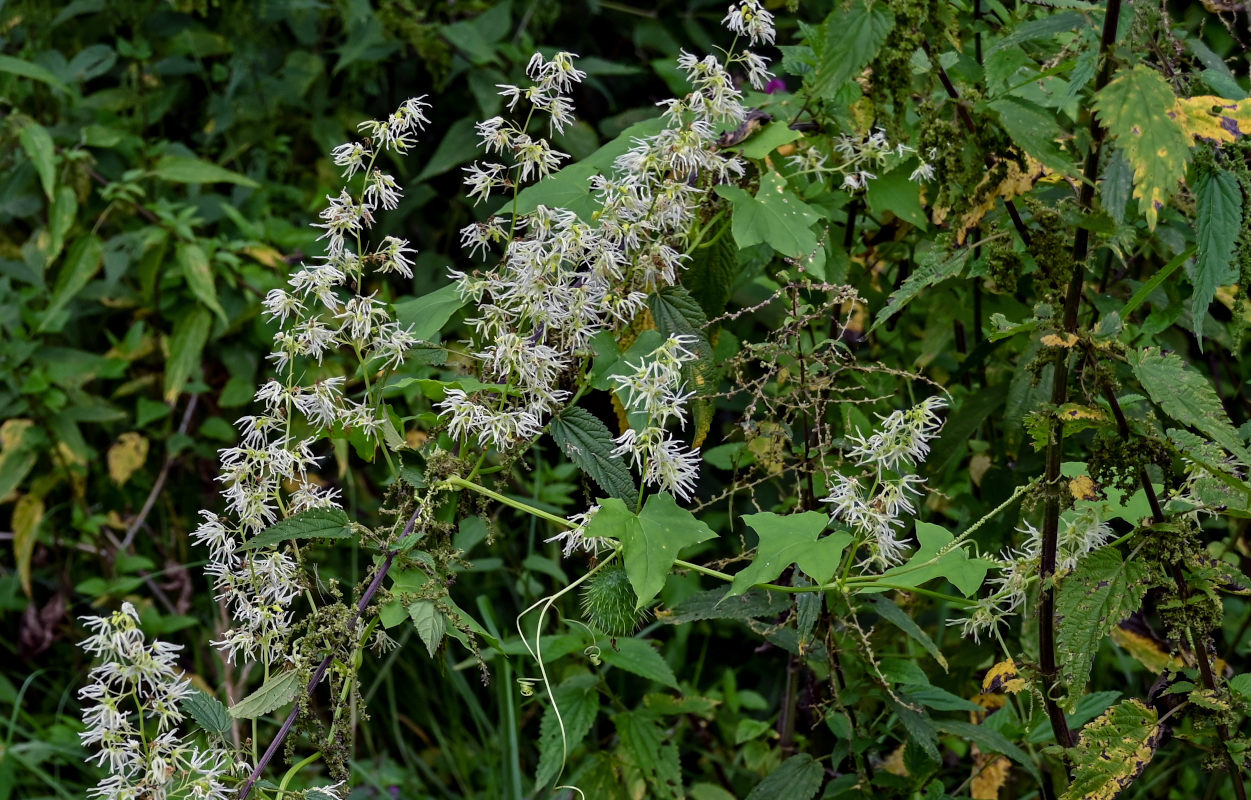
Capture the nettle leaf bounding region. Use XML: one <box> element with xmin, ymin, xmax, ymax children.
<box><xmin>744</xmin><ymin>754</ymin><xmax>824</xmax><ymax>800</ymax></box>
<box><xmin>809</xmin><ymin>0</ymin><xmax>894</xmax><ymax>101</ymax></box>
<box><xmin>407</xmin><ymin>600</ymin><xmax>446</xmax><ymax>657</ymax></box>
<box><xmin>876</xmin><ymin>521</ymin><xmax>993</xmax><ymax>596</ymax></box>
<box><xmin>989</xmin><ymin>96</ymin><xmax>1079</xmax><ymax>177</ymax></box>
<box><xmin>229</xmin><ymin>669</ymin><xmax>300</xmax><ymax>719</ymax></box>
<box><xmin>613</xmin><ymin>710</ymin><xmax>683</xmax><ymax>799</ymax></box>
<box><xmin>659</xmin><ymin>587</ymin><xmax>790</xmax><ymax>624</ymax></box>
<box><xmin>598</xmin><ymin>637</ymin><xmax>679</xmax><ymax>689</ymax></box>
<box><xmin>648</xmin><ymin>286</ymin><xmax>716</xmax><ymax>447</ymax></box>
<box><xmin>1056</xmin><ymin>548</ymin><xmax>1149</xmax><ymax>711</ymax></box>
<box><xmin>550</xmin><ymin>407</ymin><xmax>636</xmax><ymax>501</ymax></box>
<box><xmin>585</xmin><ymin>494</ymin><xmax>717</xmax><ymax>609</ymax></box>
<box><xmin>181</xmin><ymin>688</ymin><xmax>232</xmax><ymax>736</ymax></box>
<box><xmin>243</xmin><ymin>508</ymin><xmax>353</xmax><ymax>550</ymax></box>
<box><xmin>715</xmin><ymin>171</ymin><xmax>821</xmax><ymax>258</ymax></box>
<box><xmin>1063</xmin><ymin>700</ymin><xmax>1162</xmax><ymax>800</ymax></box>
<box><xmin>1170</xmin><ymin>94</ymin><xmax>1251</xmax><ymax>144</ymax></box>
<box><xmin>1093</xmin><ymin>65</ymin><xmax>1192</xmax><ymax>229</ymax></box>
<box><xmin>535</xmin><ymin>674</ymin><xmax>600</xmax><ymax>790</ymax></box>
<box><xmin>729</xmin><ymin>512</ymin><xmax>852</xmax><ymax>596</ymax></box>
<box><xmin>1188</xmin><ymin>168</ymin><xmax>1241</xmax><ymax>348</ymax></box>
<box><xmin>869</xmin><ymin>247</ymin><xmax>971</xmax><ymax>332</ymax></box>
<box><xmin>1129</xmin><ymin>347</ymin><xmax>1251</xmax><ymax>465</ymax></box>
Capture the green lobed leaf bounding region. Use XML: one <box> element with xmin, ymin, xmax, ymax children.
<box><xmin>1188</xmin><ymin>168</ymin><xmax>1242</xmax><ymax>349</ymax></box>
<box><xmin>162</xmin><ymin>307</ymin><xmax>213</xmax><ymax>403</ymax></box>
<box><xmin>176</xmin><ymin>242</ymin><xmax>228</xmax><ymax>324</ymax></box>
<box><xmin>598</xmin><ymin>637</ymin><xmax>679</xmax><ymax>689</ymax></box>
<box><xmin>535</xmin><ymin>674</ymin><xmax>601</xmax><ymax>790</ymax></box>
<box><xmin>149</xmin><ymin>155</ymin><xmax>260</xmax><ymax>188</ymax></box>
<box><xmin>1062</xmin><ymin>700</ymin><xmax>1161</xmax><ymax>800</ymax></box>
<box><xmin>1093</xmin><ymin>65</ymin><xmax>1192</xmax><ymax>229</ymax></box>
<box><xmin>875</xmin><ymin>521</ymin><xmax>993</xmax><ymax>596</ymax></box>
<box><xmin>549</xmin><ymin>407</ymin><xmax>636</xmax><ymax>501</ymax></box>
<box><xmin>1056</xmin><ymin>548</ymin><xmax>1149</xmax><ymax>711</ymax></box>
<box><xmin>182</xmin><ymin>688</ymin><xmax>232</xmax><ymax>736</ymax></box>
<box><xmin>1129</xmin><ymin>347</ymin><xmax>1251</xmax><ymax>465</ymax></box>
<box><xmin>744</xmin><ymin>754</ymin><xmax>824</xmax><ymax>800</ymax></box>
<box><xmin>229</xmin><ymin>669</ymin><xmax>300</xmax><ymax>719</ymax></box>
<box><xmin>715</xmin><ymin>171</ymin><xmax>821</xmax><ymax>259</ymax></box>
<box><xmin>19</xmin><ymin>122</ymin><xmax>56</xmax><ymax>200</ymax></box>
<box><xmin>613</xmin><ymin>710</ymin><xmax>683</xmax><ymax>799</ymax></box>
<box><xmin>809</xmin><ymin>0</ymin><xmax>894</xmax><ymax>101</ymax></box>
<box><xmin>729</xmin><ymin>511</ymin><xmax>852</xmax><ymax>596</ymax></box>
<box><xmin>585</xmin><ymin>494</ymin><xmax>717</xmax><ymax>609</ymax></box>
<box><xmin>242</xmin><ymin>507</ymin><xmax>353</xmax><ymax>550</ymax></box>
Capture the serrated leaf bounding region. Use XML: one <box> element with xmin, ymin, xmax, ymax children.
<box><xmin>1093</xmin><ymin>65</ymin><xmax>1192</xmax><ymax>229</ymax></box>
<box><xmin>549</xmin><ymin>407</ymin><xmax>636</xmax><ymax>501</ymax></box>
<box><xmin>989</xmin><ymin>96</ymin><xmax>1078</xmax><ymax>177</ymax></box>
<box><xmin>809</xmin><ymin>0</ymin><xmax>894</xmax><ymax>101</ymax></box>
<box><xmin>182</xmin><ymin>688</ymin><xmax>232</xmax><ymax>736</ymax></box>
<box><xmin>1188</xmin><ymin>168</ymin><xmax>1241</xmax><ymax>349</ymax></box>
<box><xmin>243</xmin><ymin>508</ymin><xmax>353</xmax><ymax>550</ymax></box>
<box><xmin>745</xmin><ymin>754</ymin><xmax>824</xmax><ymax>800</ymax></box>
<box><xmin>684</xmin><ymin>218</ymin><xmax>738</xmax><ymax>319</ymax></box>
<box><xmin>715</xmin><ymin>172</ymin><xmax>821</xmax><ymax>258</ymax></box>
<box><xmin>407</xmin><ymin>600</ymin><xmax>445</xmax><ymax>657</ymax></box>
<box><xmin>598</xmin><ymin>637</ymin><xmax>678</xmax><ymax>689</ymax></box>
<box><xmin>1170</xmin><ymin>94</ymin><xmax>1251</xmax><ymax>144</ymax></box>
<box><xmin>150</xmin><ymin>155</ymin><xmax>259</xmax><ymax>188</ymax></box>
<box><xmin>1062</xmin><ymin>700</ymin><xmax>1161</xmax><ymax>800</ymax></box>
<box><xmin>585</xmin><ymin>494</ymin><xmax>717</xmax><ymax>609</ymax></box>
<box><xmin>613</xmin><ymin>710</ymin><xmax>683</xmax><ymax>799</ymax></box>
<box><xmin>177</xmin><ymin>242</ymin><xmax>228</xmax><ymax>324</ymax></box>
<box><xmin>163</xmin><ymin>307</ymin><xmax>212</xmax><ymax>403</ymax></box>
<box><xmin>659</xmin><ymin>587</ymin><xmax>790</xmax><ymax>624</ymax></box>
<box><xmin>729</xmin><ymin>512</ymin><xmax>851</xmax><ymax>596</ymax></box>
<box><xmin>1056</xmin><ymin>549</ymin><xmax>1148</xmax><ymax>710</ymax></box>
<box><xmin>536</xmin><ymin>674</ymin><xmax>601</xmax><ymax>790</ymax></box>
<box><xmin>894</xmin><ymin>701</ymin><xmax>940</xmax><ymax>763</ymax></box>
<box><xmin>647</xmin><ymin>286</ymin><xmax>716</xmax><ymax>447</ymax></box>
<box><xmin>1129</xmin><ymin>347</ymin><xmax>1251</xmax><ymax>465</ymax></box>
<box><xmin>870</xmin><ymin>247</ymin><xmax>970</xmax><ymax>332</ymax></box>
<box><xmin>229</xmin><ymin>670</ymin><xmax>300</xmax><ymax>719</ymax></box>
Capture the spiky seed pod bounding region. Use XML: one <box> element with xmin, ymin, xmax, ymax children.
<box><xmin>580</xmin><ymin>563</ymin><xmax>643</xmax><ymax>638</ymax></box>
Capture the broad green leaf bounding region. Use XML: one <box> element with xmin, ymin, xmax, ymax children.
<box><xmin>1093</xmin><ymin>65</ymin><xmax>1192</xmax><ymax>229</ymax></box>
<box><xmin>809</xmin><ymin>0</ymin><xmax>894</xmax><ymax>101</ymax></box>
<box><xmin>535</xmin><ymin>674</ymin><xmax>601</xmax><ymax>790</ymax></box>
<box><xmin>736</xmin><ymin>120</ymin><xmax>803</xmax><ymax>159</ymax></box>
<box><xmin>864</xmin><ymin>594</ymin><xmax>947</xmax><ymax>670</ymax></box>
<box><xmin>869</xmin><ymin>247</ymin><xmax>970</xmax><ymax>332</ymax></box>
<box><xmin>1056</xmin><ymin>549</ymin><xmax>1149</xmax><ymax>711</ymax></box>
<box><xmin>150</xmin><ymin>155</ymin><xmax>260</xmax><ymax>188</ymax></box>
<box><xmin>0</xmin><ymin>54</ymin><xmax>72</xmax><ymax>94</ymax></box>
<box><xmin>415</xmin><ymin>116</ymin><xmax>479</xmax><ymax>182</ymax></box>
<box><xmin>876</xmin><ymin>521</ymin><xmax>992</xmax><ymax>596</ymax></box>
<box><xmin>989</xmin><ymin>96</ymin><xmax>1078</xmax><ymax>176</ymax></box>
<box><xmin>41</xmin><ymin>235</ymin><xmax>103</xmax><ymax>331</ymax></box>
<box><xmin>393</xmin><ymin>283</ymin><xmax>466</xmax><ymax>342</ymax></box>
<box><xmin>744</xmin><ymin>754</ymin><xmax>824</xmax><ymax>800</ymax></box>
<box><xmin>229</xmin><ymin>669</ymin><xmax>300</xmax><ymax>719</ymax></box>
<box><xmin>864</xmin><ymin>165</ymin><xmax>928</xmax><ymax>229</ymax></box>
<box><xmin>1062</xmin><ymin>700</ymin><xmax>1161</xmax><ymax>800</ymax></box>
<box><xmin>715</xmin><ymin>171</ymin><xmax>821</xmax><ymax>258</ymax></box>
<box><xmin>407</xmin><ymin>600</ymin><xmax>446</xmax><ymax>657</ymax></box>
<box><xmin>550</xmin><ymin>407</ymin><xmax>635</xmax><ymax>501</ymax></box>
<box><xmin>598</xmin><ymin>637</ymin><xmax>678</xmax><ymax>689</ymax></box>
<box><xmin>585</xmin><ymin>494</ymin><xmax>717</xmax><ymax>609</ymax></box>
<box><xmin>182</xmin><ymin>688</ymin><xmax>232</xmax><ymax>736</ymax></box>
<box><xmin>163</xmin><ymin>308</ymin><xmax>212</xmax><ymax>403</ymax></box>
<box><xmin>1129</xmin><ymin>347</ymin><xmax>1251</xmax><ymax>465</ymax></box>
<box><xmin>176</xmin><ymin>243</ymin><xmax>227</xmax><ymax>324</ymax></box>
<box><xmin>242</xmin><ymin>508</ymin><xmax>353</xmax><ymax>550</ymax></box>
<box><xmin>19</xmin><ymin>122</ymin><xmax>56</xmax><ymax>200</ymax></box>
<box><xmin>613</xmin><ymin>710</ymin><xmax>683</xmax><ymax>799</ymax></box>
<box><xmin>1188</xmin><ymin>168</ymin><xmax>1241</xmax><ymax>348</ymax></box>
<box><xmin>938</xmin><ymin>720</ymin><xmax>1041</xmax><ymax>782</ymax></box>
<box><xmin>729</xmin><ymin>512</ymin><xmax>851</xmax><ymax>596</ymax></box>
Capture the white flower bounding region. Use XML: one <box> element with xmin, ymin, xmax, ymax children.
<box><xmin>722</xmin><ymin>0</ymin><xmax>775</xmax><ymax>45</ymax></box>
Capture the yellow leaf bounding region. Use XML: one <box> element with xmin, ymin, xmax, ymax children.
<box><xmin>243</xmin><ymin>245</ymin><xmax>287</xmax><ymax>268</ymax></box>
<box><xmin>1040</xmin><ymin>332</ymin><xmax>1080</xmax><ymax>348</ymax></box>
<box><xmin>108</xmin><ymin>432</ymin><xmax>150</xmax><ymax>486</ymax></box>
<box><xmin>1170</xmin><ymin>95</ymin><xmax>1251</xmax><ymax>144</ymax></box>
<box><xmin>1111</xmin><ymin>622</ymin><xmax>1184</xmax><ymax>674</ymax></box>
<box><xmin>1</xmin><ymin>418</ymin><xmax>34</xmax><ymax>451</ymax></box>
<box><xmin>969</xmin><ymin>453</ymin><xmax>992</xmax><ymax>487</ymax></box>
<box><xmin>882</xmin><ymin>743</ymin><xmax>909</xmax><ymax>777</ymax></box>
<box><xmin>955</xmin><ymin>158</ymin><xmax>1043</xmax><ymax>245</ymax></box>
<box><xmin>982</xmin><ymin>658</ymin><xmax>1027</xmax><ymax>695</ymax></box>
<box><xmin>1069</xmin><ymin>475</ymin><xmax>1099</xmax><ymax>501</ymax></box>
<box><xmin>13</xmin><ymin>493</ymin><xmax>44</xmax><ymax>597</ymax></box>
<box><xmin>971</xmin><ymin>753</ymin><xmax>1010</xmax><ymax>800</ymax></box>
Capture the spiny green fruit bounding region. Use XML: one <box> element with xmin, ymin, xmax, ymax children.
<box><xmin>580</xmin><ymin>563</ymin><xmax>643</xmax><ymax>638</ymax></box>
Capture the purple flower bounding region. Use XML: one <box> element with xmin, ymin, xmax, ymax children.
<box><xmin>764</xmin><ymin>77</ymin><xmax>787</xmax><ymax>94</ymax></box>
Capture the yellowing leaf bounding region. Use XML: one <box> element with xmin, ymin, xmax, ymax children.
<box><xmin>1069</xmin><ymin>475</ymin><xmax>1098</xmax><ymax>501</ymax></box>
<box><xmin>971</xmin><ymin>753</ymin><xmax>1009</xmax><ymax>800</ymax></box>
<box><xmin>108</xmin><ymin>432</ymin><xmax>150</xmax><ymax>486</ymax></box>
<box><xmin>13</xmin><ymin>493</ymin><xmax>44</xmax><ymax>596</ymax></box>
<box><xmin>982</xmin><ymin>659</ymin><xmax>1026</xmax><ymax>695</ymax></box>
<box><xmin>1110</xmin><ymin>622</ymin><xmax>1183</xmax><ymax>674</ymax></box>
<box><xmin>1093</xmin><ymin>65</ymin><xmax>1192</xmax><ymax>230</ymax></box>
<box><xmin>1041</xmin><ymin>332</ymin><xmax>1080</xmax><ymax>348</ymax></box>
<box><xmin>954</xmin><ymin>158</ymin><xmax>1043</xmax><ymax>244</ymax></box>
<box><xmin>243</xmin><ymin>244</ymin><xmax>287</xmax><ymax>268</ymax></box>
<box><xmin>1170</xmin><ymin>95</ymin><xmax>1251</xmax><ymax>144</ymax></box>
<box><xmin>882</xmin><ymin>743</ymin><xmax>909</xmax><ymax>777</ymax></box>
<box><xmin>1</xmin><ymin>418</ymin><xmax>35</xmax><ymax>451</ymax></box>
<box><xmin>1063</xmin><ymin>699</ymin><xmax>1162</xmax><ymax>800</ymax></box>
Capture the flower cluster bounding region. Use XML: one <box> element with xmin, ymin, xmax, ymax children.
<box><xmin>611</xmin><ymin>335</ymin><xmax>703</xmax><ymax>500</ymax></box>
<box><xmin>78</xmin><ymin>603</ymin><xmax>232</xmax><ymax>800</ymax></box>
<box><xmin>440</xmin><ymin>10</ymin><xmax>772</xmax><ymax>464</ymax></box>
<box><xmin>958</xmin><ymin>504</ymin><xmax>1114</xmax><ymax>643</ymax></box>
<box><xmin>789</xmin><ymin>128</ymin><xmax>935</xmax><ymax>191</ymax></box>
<box><xmin>193</xmin><ymin>99</ymin><xmax>430</xmax><ymax>667</ymax></box>
<box><xmin>822</xmin><ymin>396</ymin><xmax>947</xmax><ymax>567</ymax></box>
